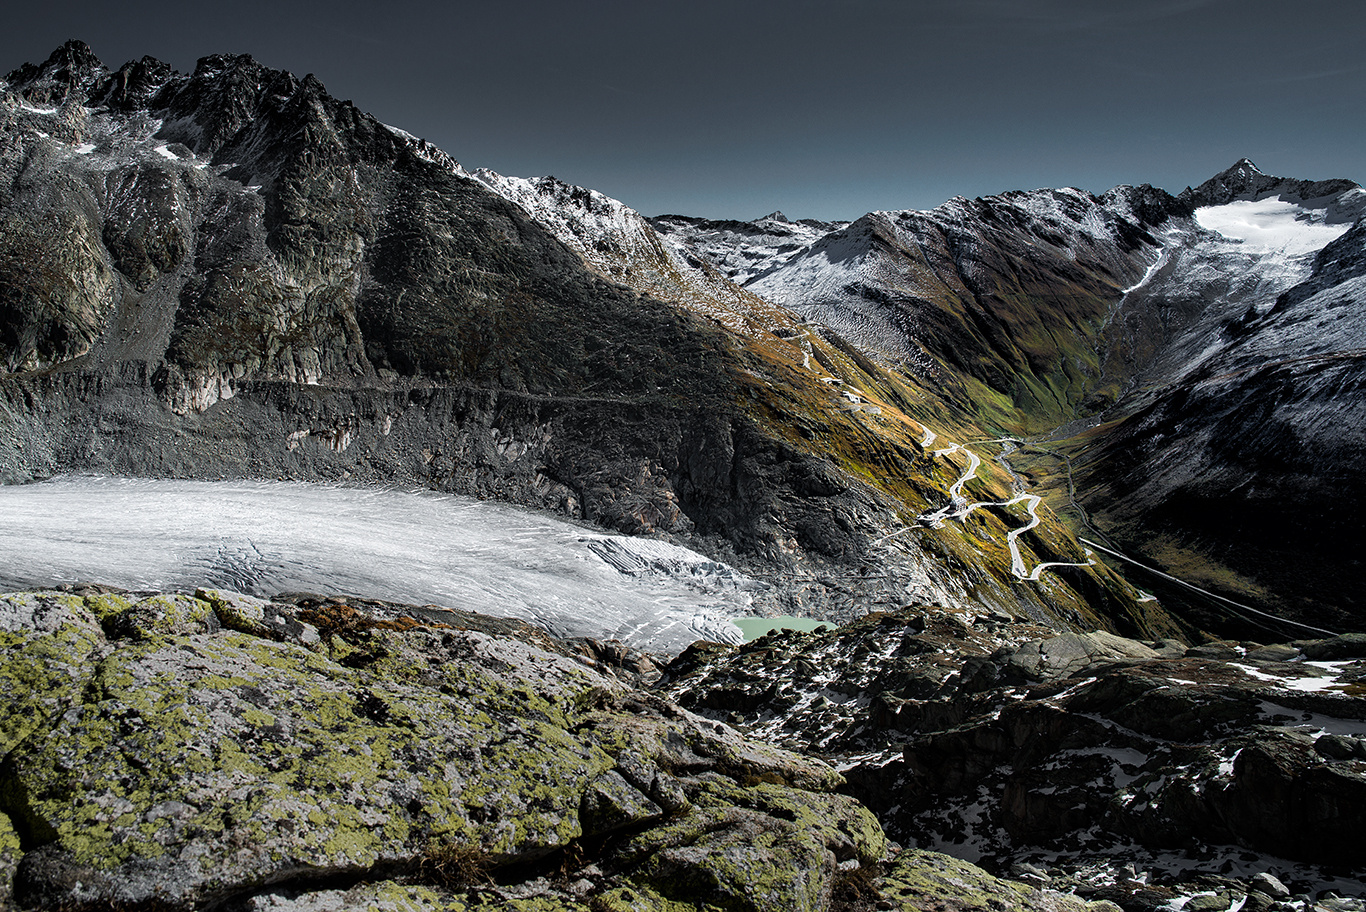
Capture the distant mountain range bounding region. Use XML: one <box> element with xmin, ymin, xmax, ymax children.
<box><xmin>3</xmin><ymin>40</ymin><xmax>1364</xmax><ymax>641</ymax></box>
<box><xmin>651</xmin><ymin>159</ymin><xmax>1366</xmax><ymax>636</ymax></box>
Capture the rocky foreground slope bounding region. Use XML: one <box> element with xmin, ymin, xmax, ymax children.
<box><xmin>1</xmin><ymin>585</ymin><xmax>1148</xmax><ymax>912</ymax></box>
<box><xmin>2</xmin><ymin>586</ymin><xmax>1361</xmax><ymax>911</ymax></box>
<box><xmin>661</xmin><ymin>606</ymin><xmax>1366</xmax><ymax>908</ymax></box>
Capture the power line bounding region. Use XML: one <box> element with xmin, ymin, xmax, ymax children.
<box><xmin>1079</xmin><ymin>537</ymin><xmax>1337</xmax><ymax>639</ymax></box>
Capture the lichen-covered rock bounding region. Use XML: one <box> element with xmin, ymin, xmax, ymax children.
<box><xmin>571</xmin><ymin>689</ymin><xmax>845</xmax><ymax>795</ymax></box>
<box><xmin>605</xmin><ymin>777</ymin><xmax>883</xmax><ymax>912</ymax></box>
<box><xmin>240</xmin><ymin>880</ymin><xmax>592</xmax><ymax>911</ymax></box>
<box><xmin>0</xmin><ymin>592</ymin><xmax>106</xmax><ymax>753</ymax></box>
<box><xmin>878</xmin><ymin>849</ymin><xmax>1124</xmax><ymax>912</ymax></box>
<box><xmin>0</xmin><ymin>811</ymin><xmax>19</xmax><ymax>912</ymax></box>
<box><xmin>7</xmin><ymin>626</ymin><xmax>611</xmax><ymax>907</ymax></box>
<box><xmin>101</xmin><ymin>591</ymin><xmax>223</xmax><ymax>639</ymax></box>
<box><xmin>0</xmin><ymin>589</ymin><xmax>877</xmax><ymax>911</ymax></box>
<box><xmin>225</xmin><ymin>878</ymin><xmax>605</xmax><ymax>910</ymax></box>
<box><xmin>630</xmin><ymin>810</ymin><xmax>834</xmax><ymax>912</ymax></box>
<box><xmin>196</xmin><ymin>587</ymin><xmax>320</xmax><ymax>647</ymax></box>
<box><xmin>1007</xmin><ymin>631</ymin><xmax>1161</xmax><ymax>681</ymax></box>
<box><xmin>580</xmin><ymin>770</ymin><xmax>664</xmax><ymax>835</ymax></box>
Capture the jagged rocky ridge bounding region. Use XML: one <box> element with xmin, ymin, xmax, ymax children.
<box><xmin>648</xmin><ymin>211</ymin><xmax>847</xmax><ymax>286</ymax></box>
<box><xmin>0</xmin><ymin>41</ymin><xmax>1162</xmax><ymax>637</ymax></box>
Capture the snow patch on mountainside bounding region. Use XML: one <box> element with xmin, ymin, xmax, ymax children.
<box><xmin>1195</xmin><ymin>198</ymin><xmax>1351</xmax><ymax>256</ymax></box>
<box><xmin>1196</xmin><ymin>219</ymin><xmax>1366</xmax><ymax>374</ymax></box>
<box><xmin>3</xmin><ymin>92</ymin><xmax>225</xmax><ymax>185</ymax></box>
<box><xmin>1122</xmin><ymin>248</ymin><xmax>1168</xmax><ymax>294</ymax></box>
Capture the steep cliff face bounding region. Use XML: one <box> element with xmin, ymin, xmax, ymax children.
<box><xmin>0</xmin><ymin>42</ymin><xmax>1158</xmax><ymax>636</ymax></box>
<box><xmin>0</xmin><ymin>42</ymin><xmax>742</xmax><ymax>531</ymax></box>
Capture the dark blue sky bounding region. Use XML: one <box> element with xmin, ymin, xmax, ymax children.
<box><xmin>4</xmin><ymin>0</ymin><xmax>1363</xmax><ymax>221</ymax></box>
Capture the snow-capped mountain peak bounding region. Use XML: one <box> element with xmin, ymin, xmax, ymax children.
<box><xmin>1181</xmin><ymin>157</ymin><xmax>1362</xmax><ymax>208</ymax></box>
<box><xmin>3</xmin><ymin>38</ymin><xmax>107</xmax><ymax>105</ymax></box>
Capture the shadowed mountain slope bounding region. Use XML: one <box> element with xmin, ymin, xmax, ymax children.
<box><xmin>0</xmin><ymin>41</ymin><xmax>1162</xmax><ymax>637</ymax></box>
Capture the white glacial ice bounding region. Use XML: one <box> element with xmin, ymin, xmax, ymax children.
<box><xmin>1194</xmin><ymin>197</ymin><xmax>1351</xmax><ymax>257</ymax></box>
<box><xmin>0</xmin><ymin>476</ymin><xmax>751</xmax><ymax>653</ymax></box>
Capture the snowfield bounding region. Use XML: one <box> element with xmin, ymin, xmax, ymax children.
<box><xmin>0</xmin><ymin>476</ymin><xmax>752</xmax><ymax>653</ymax></box>
<box><xmin>1194</xmin><ymin>197</ymin><xmax>1351</xmax><ymax>256</ymax></box>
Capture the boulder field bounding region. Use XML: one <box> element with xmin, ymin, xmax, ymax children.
<box><xmin>0</xmin><ymin>586</ymin><xmax>1136</xmax><ymax>912</ymax></box>
<box><xmin>660</xmin><ymin>608</ymin><xmax>1366</xmax><ymax>908</ymax></box>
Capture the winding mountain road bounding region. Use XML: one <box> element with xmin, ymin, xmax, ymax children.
<box><xmin>917</xmin><ymin>442</ymin><xmax>981</xmax><ymax>525</ymax></box>
<box><xmin>965</xmin><ymin>437</ymin><xmax>1339</xmax><ymax>637</ymax></box>
<box><xmin>915</xmin><ymin>430</ymin><xmax>1093</xmax><ymax>582</ymax></box>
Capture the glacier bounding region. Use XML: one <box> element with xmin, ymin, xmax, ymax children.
<box><xmin>1194</xmin><ymin>197</ymin><xmax>1351</xmax><ymax>256</ymax></box>
<box><xmin>0</xmin><ymin>476</ymin><xmax>752</xmax><ymax>652</ymax></box>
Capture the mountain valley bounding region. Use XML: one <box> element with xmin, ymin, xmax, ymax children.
<box><xmin>0</xmin><ymin>40</ymin><xmax>1363</xmax><ymax>912</ymax></box>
